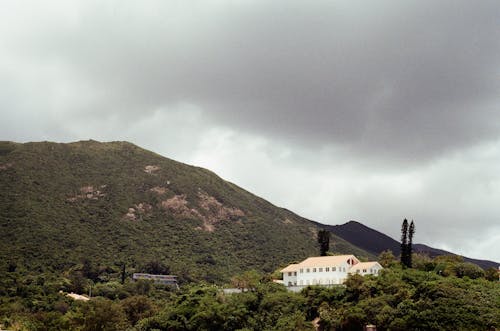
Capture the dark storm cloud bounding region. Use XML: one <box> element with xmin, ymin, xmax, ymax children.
<box><xmin>1</xmin><ymin>1</ymin><xmax>500</xmax><ymax>261</ymax></box>
<box><xmin>14</xmin><ymin>0</ymin><xmax>498</xmax><ymax>163</ymax></box>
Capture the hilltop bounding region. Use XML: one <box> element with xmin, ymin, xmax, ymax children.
<box><xmin>0</xmin><ymin>140</ymin><xmax>371</xmax><ymax>282</ymax></box>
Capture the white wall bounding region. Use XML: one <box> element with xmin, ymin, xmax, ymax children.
<box><xmin>283</xmin><ymin>271</ymin><xmax>297</xmax><ymax>286</ymax></box>
<box><xmin>349</xmin><ymin>263</ymin><xmax>383</xmax><ymax>277</ymax></box>
<box><xmin>296</xmin><ymin>261</ymin><xmax>351</xmax><ymax>285</ymax></box>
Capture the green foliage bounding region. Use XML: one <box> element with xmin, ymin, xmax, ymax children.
<box><xmin>71</xmin><ymin>298</ymin><xmax>129</xmax><ymax>331</ymax></box>
<box><xmin>316</xmin><ymin>268</ymin><xmax>500</xmax><ymax>331</ymax></box>
<box><xmin>1</xmin><ymin>141</ymin><xmax>498</xmax><ymax>330</ymax></box>
<box><xmin>400</xmin><ymin>219</ymin><xmax>415</xmax><ymax>268</ymax></box>
<box><xmin>0</xmin><ymin>140</ymin><xmax>370</xmax><ymax>286</ymax></box>
<box><xmin>230</xmin><ymin>270</ymin><xmax>261</xmax><ymax>292</ymax></box>
<box><xmin>136</xmin><ymin>283</ymin><xmax>313</xmax><ymax>331</ymax></box>
<box><xmin>484</xmin><ymin>267</ymin><xmax>499</xmax><ymax>281</ymax></box>
<box><xmin>378</xmin><ymin>250</ymin><xmax>397</xmax><ymax>268</ymax></box>
<box><xmin>121</xmin><ymin>295</ymin><xmax>156</xmax><ymax>325</ymax></box>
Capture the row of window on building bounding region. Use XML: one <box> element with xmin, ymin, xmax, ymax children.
<box><xmin>287</xmin><ymin>266</ymin><xmax>347</xmax><ymax>277</ymax></box>
<box><xmin>287</xmin><ymin>279</ymin><xmax>346</xmax><ymax>286</ymax></box>
<box><xmin>288</xmin><ymin>268</ymin><xmax>379</xmax><ymax>277</ymax></box>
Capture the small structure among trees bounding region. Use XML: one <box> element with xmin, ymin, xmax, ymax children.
<box><xmin>132</xmin><ymin>273</ymin><xmax>178</xmax><ymax>288</ymax></box>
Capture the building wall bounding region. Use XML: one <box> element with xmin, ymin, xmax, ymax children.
<box><xmin>283</xmin><ymin>271</ymin><xmax>297</xmax><ymax>286</ymax></box>
<box><xmin>350</xmin><ymin>264</ymin><xmax>383</xmax><ymax>277</ymax></box>
<box><xmin>296</xmin><ymin>261</ymin><xmax>352</xmax><ymax>285</ymax></box>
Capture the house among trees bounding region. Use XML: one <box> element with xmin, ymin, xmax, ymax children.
<box><xmin>132</xmin><ymin>273</ymin><xmax>179</xmax><ymax>288</ymax></box>
<box><xmin>281</xmin><ymin>255</ymin><xmax>382</xmax><ymax>287</ymax></box>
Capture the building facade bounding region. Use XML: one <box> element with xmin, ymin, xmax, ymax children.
<box><xmin>132</xmin><ymin>273</ymin><xmax>179</xmax><ymax>288</ymax></box>
<box><xmin>281</xmin><ymin>255</ymin><xmax>383</xmax><ymax>287</ymax></box>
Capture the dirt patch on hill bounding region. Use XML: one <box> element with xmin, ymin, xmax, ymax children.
<box><xmin>158</xmin><ymin>192</ymin><xmax>245</xmax><ymax>232</ymax></box>
<box><xmin>67</xmin><ymin>185</ymin><xmax>106</xmax><ymax>202</ymax></box>
<box><xmin>144</xmin><ymin>165</ymin><xmax>160</xmax><ymax>174</ymax></box>
<box><xmin>282</xmin><ymin>218</ymin><xmax>294</xmax><ymax>225</ymax></box>
<box><xmin>160</xmin><ymin>195</ymin><xmax>203</xmax><ymax>220</ymax></box>
<box><xmin>150</xmin><ymin>186</ymin><xmax>168</xmax><ymax>195</ymax></box>
<box><xmin>197</xmin><ymin>191</ymin><xmax>245</xmax><ymax>232</ymax></box>
<box><xmin>0</xmin><ymin>162</ymin><xmax>13</xmax><ymax>171</ymax></box>
<box><xmin>124</xmin><ymin>202</ymin><xmax>153</xmax><ymax>221</ymax></box>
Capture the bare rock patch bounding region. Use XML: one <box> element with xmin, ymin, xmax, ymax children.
<box><xmin>160</xmin><ymin>195</ymin><xmax>202</xmax><ymax>220</ymax></box>
<box><xmin>150</xmin><ymin>186</ymin><xmax>168</xmax><ymax>195</ymax></box>
<box><xmin>67</xmin><ymin>185</ymin><xmax>106</xmax><ymax>202</ymax></box>
<box><xmin>197</xmin><ymin>191</ymin><xmax>245</xmax><ymax>232</ymax></box>
<box><xmin>0</xmin><ymin>162</ymin><xmax>13</xmax><ymax>171</ymax></box>
<box><xmin>144</xmin><ymin>165</ymin><xmax>160</xmax><ymax>174</ymax></box>
<box><xmin>124</xmin><ymin>202</ymin><xmax>153</xmax><ymax>221</ymax></box>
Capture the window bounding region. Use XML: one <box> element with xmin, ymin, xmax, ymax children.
<box><xmin>362</xmin><ymin>269</ymin><xmax>367</xmax><ymax>273</ymax></box>
<box><xmin>293</xmin><ymin>272</ymin><xmax>297</xmax><ymax>276</ymax></box>
<box><xmin>313</xmin><ymin>268</ymin><xmax>316</xmax><ymax>272</ymax></box>
<box><xmin>332</xmin><ymin>267</ymin><xmax>336</xmax><ymax>271</ymax></box>
<box><xmin>326</xmin><ymin>267</ymin><xmax>330</xmax><ymax>272</ymax></box>
<box><xmin>288</xmin><ymin>272</ymin><xmax>292</xmax><ymax>276</ymax></box>
<box><xmin>319</xmin><ymin>268</ymin><xmax>323</xmax><ymax>272</ymax></box>
<box><xmin>306</xmin><ymin>268</ymin><xmax>310</xmax><ymax>273</ymax></box>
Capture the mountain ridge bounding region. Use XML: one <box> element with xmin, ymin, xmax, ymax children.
<box><xmin>326</xmin><ymin>220</ymin><xmax>498</xmax><ymax>269</ymax></box>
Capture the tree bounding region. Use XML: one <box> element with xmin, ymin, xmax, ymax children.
<box><xmin>378</xmin><ymin>250</ymin><xmax>396</xmax><ymax>268</ymax></box>
<box><xmin>400</xmin><ymin>219</ymin><xmax>415</xmax><ymax>268</ymax></box>
<box><xmin>231</xmin><ymin>270</ymin><xmax>261</xmax><ymax>292</ymax></box>
<box><xmin>408</xmin><ymin>220</ymin><xmax>415</xmax><ymax>268</ymax></box>
<box><xmin>143</xmin><ymin>260</ymin><xmax>170</xmax><ymax>275</ymax></box>
<box><xmin>75</xmin><ymin>298</ymin><xmax>129</xmax><ymax>331</ymax></box>
<box><xmin>400</xmin><ymin>219</ymin><xmax>409</xmax><ymax>267</ymax></box>
<box><xmin>121</xmin><ymin>263</ymin><xmax>126</xmax><ymax>285</ymax></box>
<box><xmin>120</xmin><ymin>295</ymin><xmax>156</xmax><ymax>325</ymax></box>
<box><xmin>81</xmin><ymin>258</ymin><xmax>98</xmax><ymax>282</ymax></box>
<box><xmin>484</xmin><ymin>267</ymin><xmax>499</xmax><ymax>281</ymax></box>
<box><xmin>317</xmin><ymin>230</ymin><xmax>330</xmax><ymax>256</ymax></box>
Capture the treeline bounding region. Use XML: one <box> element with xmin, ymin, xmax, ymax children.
<box><xmin>1</xmin><ymin>253</ymin><xmax>499</xmax><ymax>331</ymax></box>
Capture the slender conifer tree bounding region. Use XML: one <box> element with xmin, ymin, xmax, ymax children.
<box><xmin>318</xmin><ymin>230</ymin><xmax>330</xmax><ymax>256</ymax></box>
<box><xmin>400</xmin><ymin>219</ymin><xmax>409</xmax><ymax>266</ymax></box>
<box><xmin>408</xmin><ymin>220</ymin><xmax>415</xmax><ymax>268</ymax></box>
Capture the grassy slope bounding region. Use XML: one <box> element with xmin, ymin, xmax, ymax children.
<box><xmin>0</xmin><ymin>140</ymin><xmax>373</xmax><ymax>282</ymax></box>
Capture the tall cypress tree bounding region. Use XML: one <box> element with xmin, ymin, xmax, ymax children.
<box><xmin>408</xmin><ymin>220</ymin><xmax>415</xmax><ymax>268</ymax></box>
<box><xmin>400</xmin><ymin>219</ymin><xmax>409</xmax><ymax>267</ymax></box>
<box><xmin>318</xmin><ymin>230</ymin><xmax>330</xmax><ymax>256</ymax></box>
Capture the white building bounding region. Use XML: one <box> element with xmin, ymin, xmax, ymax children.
<box><xmin>281</xmin><ymin>255</ymin><xmax>383</xmax><ymax>287</ymax></box>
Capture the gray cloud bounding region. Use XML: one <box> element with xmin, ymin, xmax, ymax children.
<box><xmin>1</xmin><ymin>0</ymin><xmax>500</xmax><ymax>261</ymax></box>
<box><xmin>7</xmin><ymin>0</ymin><xmax>496</xmax><ymax>162</ymax></box>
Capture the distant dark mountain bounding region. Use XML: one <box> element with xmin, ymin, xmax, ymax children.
<box><xmin>325</xmin><ymin>221</ymin><xmax>498</xmax><ymax>270</ymax></box>
<box><xmin>324</xmin><ymin>220</ymin><xmax>401</xmax><ymax>256</ymax></box>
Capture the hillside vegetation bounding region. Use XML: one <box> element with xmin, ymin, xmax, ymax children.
<box><xmin>1</xmin><ymin>141</ymin><xmax>499</xmax><ymax>331</ymax></box>
<box><xmin>0</xmin><ymin>140</ymin><xmax>371</xmax><ymax>283</ymax></box>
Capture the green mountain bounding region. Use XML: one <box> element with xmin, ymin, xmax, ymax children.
<box><xmin>0</xmin><ymin>140</ymin><xmax>372</xmax><ymax>283</ymax></box>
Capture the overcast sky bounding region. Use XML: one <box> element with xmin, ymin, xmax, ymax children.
<box><xmin>1</xmin><ymin>0</ymin><xmax>499</xmax><ymax>262</ymax></box>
